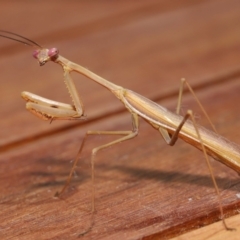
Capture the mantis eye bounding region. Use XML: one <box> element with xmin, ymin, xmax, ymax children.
<box><xmin>32</xmin><ymin>49</ymin><xmax>40</xmax><ymax>59</ymax></box>
<box><xmin>48</xmin><ymin>48</ymin><xmax>59</xmax><ymax>58</ymax></box>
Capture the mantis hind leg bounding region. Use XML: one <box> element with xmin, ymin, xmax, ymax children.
<box><xmin>176</xmin><ymin>78</ymin><xmax>217</xmax><ymax>133</ymax></box>
<box><xmin>158</xmin><ymin>111</ymin><xmax>191</xmax><ymax>146</ymax></box>
<box><xmin>159</xmin><ymin>77</ymin><xmax>218</xmax><ymax>146</ymax></box>
<box><xmin>158</xmin><ymin>109</ymin><xmax>233</xmax><ymax>231</ymax></box>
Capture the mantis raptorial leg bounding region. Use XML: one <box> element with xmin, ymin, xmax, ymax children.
<box><xmin>1</xmin><ymin>31</ymin><xmax>239</xmax><ymax>232</ymax></box>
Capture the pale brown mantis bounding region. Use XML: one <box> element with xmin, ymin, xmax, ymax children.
<box><xmin>1</xmin><ymin>30</ymin><xmax>239</xmax><ymax>232</ymax></box>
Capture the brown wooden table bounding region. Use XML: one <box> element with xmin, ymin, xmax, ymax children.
<box><xmin>1</xmin><ymin>1</ymin><xmax>240</xmax><ymax>239</ymax></box>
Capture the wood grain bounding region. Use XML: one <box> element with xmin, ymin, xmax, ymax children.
<box><xmin>172</xmin><ymin>214</ymin><xmax>240</xmax><ymax>240</ymax></box>
<box><xmin>0</xmin><ymin>1</ymin><xmax>240</xmax><ymax>239</ymax></box>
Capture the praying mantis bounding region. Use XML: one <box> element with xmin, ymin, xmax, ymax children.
<box><xmin>1</xmin><ymin>30</ymin><xmax>239</xmax><ymax>233</ymax></box>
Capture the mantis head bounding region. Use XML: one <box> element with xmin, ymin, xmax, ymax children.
<box><xmin>33</xmin><ymin>48</ymin><xmax>59</xmax><ymax>66</ymax></box>
<box><xmin>0</xmin><ymin>30</ymin><xmax>59</xmax><ymax>66</ymax></box>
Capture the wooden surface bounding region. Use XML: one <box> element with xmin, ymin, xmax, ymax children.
<box><xmin>1</xmin><ymin>1</ymin><xmax>240</xmax><ymax>239</ymax></box>
<box><xmin>172</xmin><ymin>214</ymin><xmax>240</xmax><ymax>240</ymax></box>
